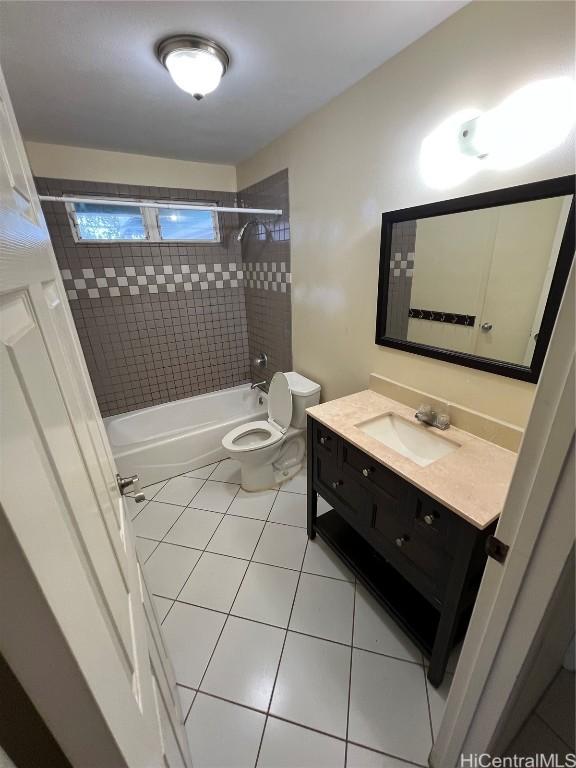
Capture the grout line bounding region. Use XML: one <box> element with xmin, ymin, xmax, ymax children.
<box><xmin>142</xmin><ymin>533</ymin><xmax>355</xmax><ymax>583</ymax></box>
<box><xmin>139</xmin><ymin>538</ymin><xmax>161</xmax><ymax>564</ymax></box>
<box><xmin>422</xmin><ymin>661</ymin><xmax>436</xmax><ymax>746</ymax></box>
<box><xmin>183</xmin><ymin>493</ymin><xmax>274</xmax><ymax>726</ymax></box>
<box><xmin>168</xmin><ymin>476</ymin><xmax>244</xmax><ymax>617</ymax></box>
<box><xmin>344</xmin><ymin>582</ymin><xmax>357</xmax><ymax>768</ymax></box>
<box><xmin>159</xmin><ymin>478</ymin><xmax>217</xmax><ymax>625</ymax></box>
<box><xmin>185</xmin><ymin>685</ymin><xmax>428</xmax><ymax>768</ymax></box>
<box><xmin>158</xmin><ymin>593</ymin><xmax>427</xmax><ymax>666</ymax></box>
<box><xmin>144</xmin><ymin>463</ymin><xmax>427</xmax><ymax>766</ymax></box>
<box><xmin>254</xmin><ymin>537</ymin><xmax>310</xmax><ymax>766</ymax></box>
<box><xmin>159</xmin><ymin>494</ymin><xmax>208</xmax><ymax>543</ymax></box>
<box><xmin>227</xmin><ymin>510</ymin><xmax>307</xmax><ymax>530</ymax></box>
<box><xmin>345</xmin><ymin>739</ymin><xmax>428</xmax><ymax>768</ymax></box>
<box><xmin>533</xmin><ymin>711</ymin><xmax>575</xmax><ymax>752</ymax></box>
<box><xmin>183</xmin><ymin>484</ymin><xmax>270</xmax><ymax>716</ymax></box>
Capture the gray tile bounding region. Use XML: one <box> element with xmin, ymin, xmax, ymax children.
<box><xmin>161</xmin><ymin>602</ymin><xmax>226</xmax><ymax>688</ymax></box>
<box><xmin>268</xmin><ymin>491</ymin><xmax>307</xmax><ymax>527</ymax></box>
<box><xmin>290</xmin><ymin>573</ymin><xmax>355</xmax><ymax>644</ymax></box>
<box><xmin>346</xmin><ymin>744</ymin><xmax>415</xmax><ymax>767</ymax></box>
<box><xmin>258</xmin><ymin>718</ymin><xmax>345</xmax><ymax>767</ymax></box>
<box><xmin>232</xmin><ymin>562</ymin><xmax>299</xmax><ymax>628</ymax></box>
<box><xmin>201</xmin><ymin>616</ymin><xmax>285</xmax><ymax>710</ymax></box>
<box><xmin>270</xmin><ymin>632</ymin><xmax>350</xmax><ymax>738</ymax></box>
<box><xmin>354</xmin><ymin>584</ymin><xmax>422</xmax><ymax>663</ymax></box>
<box><xmin>132</xmin><ymin>500</ymin><xmax>183</xmax><ymax>540</ymax></box>
<box><xmin>186</xmin><ymin>693</ymin><xmax>265</xmax><ymax>768</ymax></box>
<box><xmin>207</xmin><ymin>515</ymin><xmax>265</xmax><ymax>559</ymax></box>
<box><xmin>537</xmin><ymin>669</ymin><xmax>575</xmax><ymax>749</ymax></box>
<box><xmin>143</xmin><ymin>542</ymin><xmax>201</xmax><ymax>599</ymax></box>
<box><xmin>348</xmin><ymin>649</ymin><xmax>432</xmax><ymax>764</ymax></box>
<box><xmin>506</xmin><ymin>713</ymin><xmax>573</xmax><ymax>759</ymax></box>
<box><xmin>179</xmin><ymin>552</ymin><xmax>248</xmax><ymax>612</ymax></box>
<box><xmin>253</xmin><ymin>522</ymin><xmax>308</xmax><ymax>570</ymax></box>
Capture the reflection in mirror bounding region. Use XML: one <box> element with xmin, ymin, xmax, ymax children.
<box><xmin>378</xmin><ymin>178</ymin><xmax>575</xmax><ymax>382</ymax></box>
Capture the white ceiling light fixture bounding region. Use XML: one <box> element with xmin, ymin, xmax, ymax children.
<box><xmin>157</xmin><ymin>35</ymin><xmax>230</xmax><ymax>101</ymax></box>
<box><xmin>421</xmin><ymin>77</ymin><xmax>576</xmax><ymax>189</ymax></box>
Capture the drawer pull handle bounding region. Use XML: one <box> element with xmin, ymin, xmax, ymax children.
<box><xmin>424</xmin><ymin>514</ymin><xmax>435</xmax><ymax>525</ymax></box>
<box><xmin>320</xmin><ymin>436</ymin><xmax>330</xmax><ymax>446</ymax></box>
<box><xmin>362</xmin><ymin>467</ymin><xmax>373</xmax><ymax>477</ymax></box>
<box><xmin>331</xmin><ymin>480</ymin><xmax>342</xmax><ymax>489</ymax></box>
<box><xmin>395</xmin><ymin>536</ymin><xmax>409</xmax><ymax>548</ymax></box>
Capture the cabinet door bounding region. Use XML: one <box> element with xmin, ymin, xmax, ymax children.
<box><xmin>315</xmin><ymin>451</ymin><xmax>372</xmax><ymax>532</ymax></box>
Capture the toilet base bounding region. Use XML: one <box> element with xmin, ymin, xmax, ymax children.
<box><xmin>240</xmin><ymin>458</ymin><xmax>303</xmax><ymax>492</ymax></box>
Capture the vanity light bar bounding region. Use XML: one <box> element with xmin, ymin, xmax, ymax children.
<box><xmin>38</xmin><ymin>194</ymin><xmax>283</xmax><ymax>216</ymax></box>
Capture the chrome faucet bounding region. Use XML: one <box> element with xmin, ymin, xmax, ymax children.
<box><xmin>251</xmin><ymin>380</ymin><xmax>267</xmax><ymax>392</ymax></box>
<box><xmin>415</xmin><ymin>404</ymin><xmax>450</xmax><ymax>430</ymax></box>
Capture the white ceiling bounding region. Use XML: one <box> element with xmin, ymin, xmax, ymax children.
<box><xmin>0</xmin><ymin>1</ymin><xmax>466</xmax><ymax>164</ymax></box>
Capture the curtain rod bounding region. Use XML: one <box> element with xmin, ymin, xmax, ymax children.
<box><xmin>38</xmin><ymin>194</ymin><xmax>283</xmax><ymax>216</ymax></box>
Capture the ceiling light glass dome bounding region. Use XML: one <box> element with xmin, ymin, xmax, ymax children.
<box><xmin>157</xmin><ymin>36</ymin><xmax>230</xmax><ymax>100</ymax></box>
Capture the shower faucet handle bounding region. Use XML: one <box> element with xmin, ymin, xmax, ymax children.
<box><xmin>254</xmin><ymin>352</ymin><xmax>268</xmax><ymax>369</ymax></box>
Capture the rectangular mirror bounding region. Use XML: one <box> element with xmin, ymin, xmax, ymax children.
<box><xmin>376</xmin><ymin>176</ymin><xmax>575</xmax><ymax>382</ymax></box>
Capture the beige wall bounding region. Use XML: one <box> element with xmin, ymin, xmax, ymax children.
<box><xmin>25</xmin><ymin>141</ymin><xmax>237</xmax><ymax>192</ymax></box>
<box><xmin>237</xmin><ymin>1</ymin><xmax>575</xmax><ymax>428</ymax></box>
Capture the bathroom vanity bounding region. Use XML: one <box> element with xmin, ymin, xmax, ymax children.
<box><xmin>306</xmin><ymin>390</ymin><xmax>516</xmax><ymax>686</ymax></box>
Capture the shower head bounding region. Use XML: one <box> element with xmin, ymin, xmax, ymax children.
<box><xmin>236</xmin><ymin>219</ymin><xmax>271</xmax><ymax>242</ymax></box>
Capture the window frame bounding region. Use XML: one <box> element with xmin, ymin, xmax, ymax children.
<box><xmin>65</xmin><ymin>201</ymin><xmax>221</xmax><ymax>244</ymax></box>
<box><xmin>65</xmin><ymin>202</ymin><xmax>149</xmax><ymax>243</ymax></box>
<box><xmin>147</xmin><ymin>205</ymin><xmax>221</xmax><ymax>244</ymax></box>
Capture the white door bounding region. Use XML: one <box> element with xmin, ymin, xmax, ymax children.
<box><xmin>0</xmin><ymin>68</ymin><xmax>192</xmax><ymax>768</ymax></box>
<box><xmin>473</xmin><ymin>197</ymin><xmax>566</xmax><ymax>365</ymax></box>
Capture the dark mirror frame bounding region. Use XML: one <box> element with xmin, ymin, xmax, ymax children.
<box><xmin>375</xmin><ymin>175</ymin><xmax>575</xmax><ymax>383</ymax></box>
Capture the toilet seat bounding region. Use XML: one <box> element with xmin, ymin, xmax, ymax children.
<box><xmin>222</xmin><ymin>420</ymin><xmax>284</xmax><ymax>453</ymax></box>
<box><xmin>222</xmin><ymin>373</ymin><xmax>293</xmax><ymax>455</ymax></box>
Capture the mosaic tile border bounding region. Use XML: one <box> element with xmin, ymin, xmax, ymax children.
<box><xmin>390</xmin><ymin>252</ymin><xmax>415</xmax><ymax>277</ymax></box>
<box><xmin>243</xmin><ymin>261</ymin><xmax>291</xmax><ymax>292</ymax></box>
<box><xmin>409</xmin><ymin>307</ymin><xmax>476</xmax><ymax>327</ymax></box>
<box><xmin>60</xmin><ymin>262</ymin><xmax>292</xmax><ymax>300</ymax></box>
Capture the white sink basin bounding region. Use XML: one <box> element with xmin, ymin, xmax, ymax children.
<box><xmin>355</xmin><ymin>412</ymin><xmax>460</xmax><ymax>467</ymax></box>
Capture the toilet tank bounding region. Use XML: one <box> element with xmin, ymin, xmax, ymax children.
<box><xmin>284</xmin><ymin>372</ymin><xmax>321</xmax><ymax>428</ymax></box>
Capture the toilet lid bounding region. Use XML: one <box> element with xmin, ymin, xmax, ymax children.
<box><xmin>268</xmin><ymin>372</ymin><xmax>292</xmax><ymax>430</ymax></box>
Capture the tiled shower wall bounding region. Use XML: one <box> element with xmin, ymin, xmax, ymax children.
<box><xmin>37</xmin><ymin>177</ymin><xmax>250</xmax><ymax>417</ymax></box>
<box><xmin>387</xmin><ymin>220</ymin><xmax>416</xmax><ymax>340</ymax></box>
<box><xmin>239</xmin><ymin>169</ymin><xmax>292</xmax><ymax>384</ymax></box>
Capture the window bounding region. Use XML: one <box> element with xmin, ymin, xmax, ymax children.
<box><xmin>156</xmin><ymin>207</ymin><xmax>219</xmax><ymax>241</ymax></box>
<box><xmin>66</xmin><ymin>201</ymin><xmax>220</xmax><ymax>243</ymax></box>
<box><xmin>70</xmin><ymin>203</ymin><xmax>147</xmax><ymax>241</ymax></box>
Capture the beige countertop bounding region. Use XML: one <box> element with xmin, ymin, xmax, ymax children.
<box><xmin>307</xmin><ymin>390</ymin><xmax>517</xmax><ymax>530</ymax></box>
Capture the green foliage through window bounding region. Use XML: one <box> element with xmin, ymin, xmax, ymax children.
<box><xmin>69</xmin><ymin>202</ymin><xmax>220</xmax><ymax>243</ymax></box>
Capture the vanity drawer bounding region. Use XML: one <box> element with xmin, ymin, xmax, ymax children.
<box><xmin>313</xmin><ymin>421</ymin><xmax>339</xmax><ymax>458</ymax></box>
<box><xmin>369</xmin><ymin>496</ymin><xmax>451</xmax><ymax>595</ymax></box>
<box><xmin>413</xmin><ymin>495</ymin><xmax>451</xmax><ymax>547</ymax></box>
<box><xmin>315</xmin><ymin>453</ymin><xmax>371</xmax><ymax>532</ymax></box>
<box><xmin>342</xmin><ymin>441</ymin><xmax>412</xmax><ymax>513</ymax></box>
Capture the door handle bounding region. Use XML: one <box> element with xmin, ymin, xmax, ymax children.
<box><xmin>117</xmin><ymin>473</ymin><xmax>145</xmax><ymax>503</ymax></box>
<box><xmin>481</xmin><ymin>322</ymin><xmax>493</xmax><ymax>332</ymax></box>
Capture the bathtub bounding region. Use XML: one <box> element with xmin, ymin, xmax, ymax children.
<box><xmin>105</xmin><ymin>384</ymin><xmax>267</xmax><ymax>487</ymax></box>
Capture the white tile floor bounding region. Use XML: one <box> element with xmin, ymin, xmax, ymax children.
<box><xmin>131</xmin><ymin>459</ymin><xmax>453</xmax><ymax>768</ymax></box>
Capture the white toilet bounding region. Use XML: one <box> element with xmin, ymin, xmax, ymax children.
<box><xmin>222</xmin><ymin>371</ymin><xmax>321</xmax><ymax>491</ymax></box>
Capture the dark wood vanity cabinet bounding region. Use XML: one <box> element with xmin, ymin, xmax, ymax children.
<box><xmin>307</xmin><ymin>416</ymin><xmax>495</xmax><ymax>687</ymax></box>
